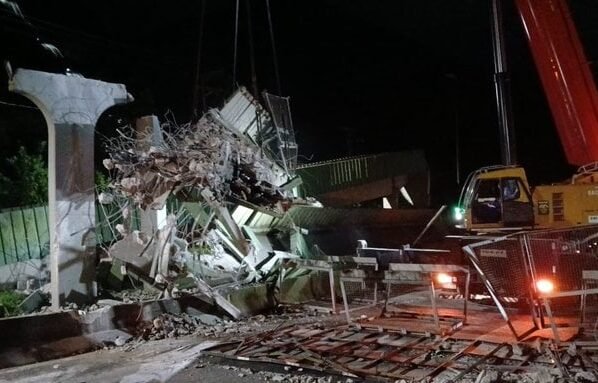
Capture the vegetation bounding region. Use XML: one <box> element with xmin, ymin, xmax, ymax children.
<box><xmin>0</xmin><ymin>290</ymin><xmax>24</xmax><ymax>317</ymax></box>
<box><xmin>0</xmin><ymin>144</ymin><xmax>48</xmax><ymax>209</ymax></box>
<box><xmin>95</xmin><ymin>170</ymin><xmax>111</xmax><ymax>193</ymax></box>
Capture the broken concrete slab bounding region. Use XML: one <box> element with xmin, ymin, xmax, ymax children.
<box><xmin>0</xmin><ymin>338</ymin><xmax>220</xmax><ymax>383</ymax></box>
<box><xmin>226</xmin><ymin>284</ymin><xmax>272</xmax><ymax>317</ymax></box>
<box><xmin>96</xmin><ymin>299</ymin><xmax>125</xmax><ymax>307</ymax></box>
<box><xmin>0</xmin><ymin>295</ymin><xmax>216</xmax><ymax>369</ymax></box>
<box><xmin>194</xmin><ymin>277</ymin><xmax>244</xmax><ymax>319</ymax></box>
<box><xmin>197</xmin><ymin>313</ymin><xmax>222</xmax><ymax>326</ymax></box>
<box><xmin>85</xmin><ymin>329</ymin><xmax>132</xmax><ymax>347</ymax></box>
<box><xmin>109</xmin><ymin>235</ymin><xmax>155</xmax><ymax>272</ymax></box>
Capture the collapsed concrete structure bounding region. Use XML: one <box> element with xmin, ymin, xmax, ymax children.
<box><xmin>3</xmin><ymin>68</ymin><xmax>441</xmax><ymax>318</ymax></box>
<box><xmin>99</xmin><ymin>86</ymin><xmax>446</xmax><ymax>319</ymax></box>
<box><xmin>100</xmin><ymin>87</ymin><xmax>310</xmax><ymax>317</ymax></box>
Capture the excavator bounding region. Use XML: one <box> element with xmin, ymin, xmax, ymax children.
<box><xmin>455</xmin><ymin>0</ymin><xmax>598</xmax><ymax>232</ymax></box>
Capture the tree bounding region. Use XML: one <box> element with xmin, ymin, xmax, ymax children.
<box><xmin>0</xmin><ymin>144</ymin><xmax>48</xmax><ymax>208</ymax></box>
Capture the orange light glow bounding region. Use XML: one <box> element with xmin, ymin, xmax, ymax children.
<box><xmin>436</xmin><ymin>273</ymin><xmax>453</xmax><ymax>284</ymax></box>
<box><xmin>536</xmin><ymin>279</ymin><xmax>554</xmax><ymax>294</ymax></box>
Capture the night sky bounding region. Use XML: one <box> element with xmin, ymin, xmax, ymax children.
<box><xmin>1</xmin><ymin>1</ymin><xmax>598</xmax><ymax>205</ymax></box>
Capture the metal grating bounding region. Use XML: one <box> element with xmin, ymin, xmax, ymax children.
<box><xmin>204</xmin><ymin>323</ymin><xmax>598</xmax><ymax>382</ymax></box>
<box><xmin>263</xmin><ymin>92</ymin><xmax>298</xmax><ymax>175</ymax></box>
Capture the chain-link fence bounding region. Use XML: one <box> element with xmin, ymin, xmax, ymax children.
<box><xmin>464</xmin><ymin>224</ymin><xmax>598</xmax><ymax>341</ymax></box>
<box><xmin>465</xmin><ymin>236</ymin><xmax>529</xmax><ymax>302</ymax></box>
<box><xmin>524</xmin><ymin>226</ymin><xmax>598</xmax><ymax>293</ymax></box>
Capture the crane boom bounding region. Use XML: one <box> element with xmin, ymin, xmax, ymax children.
<box><xmin>515</xmin><ymin>0</ymin><xmax>598</xmax><ymax>166</ymax></box>
<box><xmin>455</xmin><ymin>0</ymin><xmax>598</xmax><ymax>232</ymax></box>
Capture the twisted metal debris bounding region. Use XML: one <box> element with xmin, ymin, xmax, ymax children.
<box><xmin>98</xmin><ymin>88</ymin><xmax>300</xmax><ymax>317</ymax></box>
<box><xmin>103</xmin><ymin>113</ymin><xmax>287</xmax><ymax>211</ymax></box>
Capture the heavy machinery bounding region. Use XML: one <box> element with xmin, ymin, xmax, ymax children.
<box><xmin>456</xmin><ymin>163</ymin><xmax>598</xmax><ymax>231</ymax></box>
<box><xmin>455</xmin><ymin>0</ymin><xmax>598</xmax><ymax>232</ymax></box>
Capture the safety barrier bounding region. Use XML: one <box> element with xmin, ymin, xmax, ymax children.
<box><xmin>464</xmin><ymin>224</ymin><xmax>598</xmax><ymax>342</ymax></box>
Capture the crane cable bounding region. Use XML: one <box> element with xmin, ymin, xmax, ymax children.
<box><xmin>265</xmin><ymin>0</ymin><xmax>282</xmax><ymax>95</ymax></box>
<box><xmin>191</xmin><ymin>0</ymin><xmax>207</xmax><ymax>120</ymax></box>
<box><xmin>244</xmin><ymin>0</ymin><xmax>259</xmax><ymax>98</ymax></box>
<box><xmin>232</xmin><ymin>0</ymin><xmax>240</xmax><ymax>90</ymax></box>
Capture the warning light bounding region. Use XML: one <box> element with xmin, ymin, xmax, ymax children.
<box><xmin>535</xmin><ymin>279</ymin><xmax>554</xmax><ymax>294</ymax></box>
<box><xmin>453</xmin><ymin>206</ymin><xmax>464</xmax><ymax>221</ymax></box>
<box><xmin>436</xmin><ymin>273</ymin><xmax>453</xmax><ymax>285</ymax></box>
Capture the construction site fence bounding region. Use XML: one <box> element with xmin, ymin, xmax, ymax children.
<box><xmin>467</xmin><ymin>225</ymin><xmax>598</xmax><ymax>297</ymax></box>
<box><xmin>465</xmin><ymin>224</ymin><xmax>598</xmax><ymax>328</ymax></box>
<box><xmin>0</xmin><ymin>199</ymin><xmax>186</xmax><ymax>267</ymax></box>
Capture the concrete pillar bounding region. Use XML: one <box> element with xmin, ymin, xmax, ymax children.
<box><xmin>9</xmin><ymin>69</ymin><xmax>130</xmax><ymax>309</ymax></box>
<box><xmin>135</xmin><ymin>115</ymin><xmax>167</xmax><ymax>233</ymax></box>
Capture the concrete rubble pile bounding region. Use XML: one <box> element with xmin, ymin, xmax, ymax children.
<box><xmin>102</xmin><ymin>113</ymin><xmax>287</xmax><ymax>211</ymax></box>
<box><xmin>135</xmin><ymin>312</ymin><xmax>221</xmax><ymax>341</ymax></box>
<box><xmin>209</xmin><ymin>363</ymin><xmax>353</xmax><ymax>383</ymax></box>
<box><xmin>133</xmin><ymin>308</ymin><xmax>325</xmax><ymax>343</ymax></box>
<box><xmin>99</xmin><ymin>87</ymin><xmax>304</xmax><ymax>318</ymax></box>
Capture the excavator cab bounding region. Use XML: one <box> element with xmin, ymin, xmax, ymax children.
<box><xmin>455</xmin><ymin>166</ymin><xmax>534</xmax><ymax>231</ymax></box>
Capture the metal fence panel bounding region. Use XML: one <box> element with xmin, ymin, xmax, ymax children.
<box><xmin>525</xmin><ymin>225</ymin><xmax>598</xmax><ymax>292</ymax></box>
<box><xmin>466</xmin><ymin>235</ymin><xmax>529</xmax><ymax>299</ymax></box>
<box><xmin>0</xmin><ymin>203</ymin><xmax>124</xmax><ymax>266</ymax></box>
<box><xmin>465</xmin><ymin>225</ymin><xmax>598</xmax><ymax>340</ymax></box>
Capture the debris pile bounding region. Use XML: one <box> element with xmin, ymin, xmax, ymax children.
<box><xmin>204</xmin><ymin>322</ymin><xmax>598</xmax><ymax>383</ymax></box>
<box><xmin>135</xmin><ymin>312</ymin><xmax>213</xmax><ymax>341</ymax></box>
<box><xmin>103</xmin><ymin>114</ymin><xmax>288</xmax><ymax>210</ymax></box>
<box><xmin>214</xmin><ymin>364</ymin><xmax>350</xmax><ymax>383</ymax></box>
<box><xmin>134</xmin><ymin>307</ymin><xmax>330</xmax><ymax>342</ymax></box>
<box><xmin>97</xmin><ymin>88</ymin><xmax>306</xmax><ymax>317</ymax></box>
<box><xmin>192</xmin><ymin>355</ymin><xmax>358</xmax><ymax>383</ymax></box>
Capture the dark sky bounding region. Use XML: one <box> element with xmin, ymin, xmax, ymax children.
<box><xmin>1</xmin><ymin>0</ymin><xmax>598</xmax><ymax>204</ymax></box>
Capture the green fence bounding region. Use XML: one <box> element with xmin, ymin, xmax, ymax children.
<box><xmin>0</xmin><ymin>199</ymin><xmax>200</xmax><ymax>267</ymax></box>
<box><xmin>0</xmin><ymin>206</ymin><xmax>50</xmax><ymax>266</ymax></box>
<box><xmin>0</xmin><ymin>203</ymin><xmax>134</xmax><ymax>267</ymax></box>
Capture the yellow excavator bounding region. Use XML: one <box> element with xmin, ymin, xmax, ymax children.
<box><xmin>455</xmin><ymin>0</ymin><xmax>598</xmax><ymax>233</ymax></box>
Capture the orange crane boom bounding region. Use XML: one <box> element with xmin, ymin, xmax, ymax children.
<box><xmin>516</xmin><ymin>0</ymin><xmax>598</xmax><ymax>166</ymax></box>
